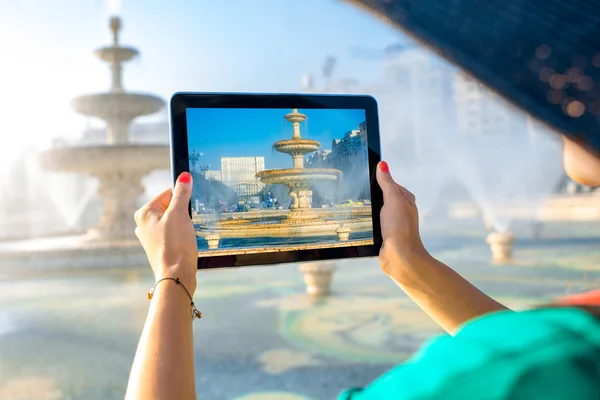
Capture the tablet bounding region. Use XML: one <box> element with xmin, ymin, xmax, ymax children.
<box><xmin>170</xmin><ymin>93</ymin><xmax>383</xmax><ymax>269</ymax></box>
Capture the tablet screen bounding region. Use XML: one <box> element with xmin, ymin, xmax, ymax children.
<box><xmin>186</xmin><ymin>107</ymin><xmax>374</xmax><ymax>257</ymax></box>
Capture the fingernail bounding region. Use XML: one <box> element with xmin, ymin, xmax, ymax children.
<box><xmin>379</xmin><ymin>161</ymin><xmax>390</xmax><ymax>174</ymax></box>
<box><xmin>178</xmin><ymin>172</ymin><xmax>192</xmax><ymax>184</ymax></box>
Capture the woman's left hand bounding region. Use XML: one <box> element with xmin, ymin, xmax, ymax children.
<box><xmin>134</xmin><ymin>172</ymin><xmax>198</xmax><ymax>292</ymax></box>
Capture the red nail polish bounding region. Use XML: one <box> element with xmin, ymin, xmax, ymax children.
<box><xmin>379</xmin><ymin>161</ymin><xmax>390</xmax><ymax>173</ymax></box>
<box><xmin>179</xmin><ymin>172</ymin><xmax>192</xmax><ymax>184</ymax></box>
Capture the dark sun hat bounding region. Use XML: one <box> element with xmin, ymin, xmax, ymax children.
<box><xmin>336</xmin><ymin>2</ymin><xmax>600</xmax><ymax>399</ymax></box>
<box><xmin>351</xmin><ymin>0</ymin><xmax>600</xmax><ymax>153</ymax></box>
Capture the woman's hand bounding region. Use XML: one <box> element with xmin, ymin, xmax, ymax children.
<box><xmin>375</xmin><ymin>161</ymin><xmax>508</xmax><ymax>333</ymax></box>
<box><xmin>134</xmin><ymin>172</ymin><xmax>197</xmax><ymax>292</ymax></box>
<box><xmin>376</xmin><ymin>161</ymin><xmax>429</xmax><ymax>280</ymax></box>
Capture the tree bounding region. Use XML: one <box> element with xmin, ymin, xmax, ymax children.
<box><xmin>191</xmin><ymin>173</ymin><xmax>238</xmax><ymax>208</ymax></box>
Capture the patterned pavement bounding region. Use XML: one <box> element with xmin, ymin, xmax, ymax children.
<box><xmin>1</xmin><ymin>221</ymin><xmax>599</xmax><ymax>399</ymax></box>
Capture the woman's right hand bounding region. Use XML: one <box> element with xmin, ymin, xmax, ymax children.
<box><xmin>375</xmin><ymin>161</ymin><xmax>430</xmax><ymax>280</ymax></box>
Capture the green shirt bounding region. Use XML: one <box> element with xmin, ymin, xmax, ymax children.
<box><xmin>339</xmin><ymin>308</ymin><xmax>600</xmax><ymax>400</ymax></box>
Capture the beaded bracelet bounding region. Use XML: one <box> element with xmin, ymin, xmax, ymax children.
<box><xmin>148</xmin><ymin>277</ymin><xmax>203</xmax><ymax>320</ymax></box>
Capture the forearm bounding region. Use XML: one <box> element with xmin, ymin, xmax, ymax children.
<box><xmin>391</xmin><ymin>251</ymin><xmax>510</xmax><ymax>335</ymax></box>
<box><xmin>125</xmin><ymin>282</ymin><xmax>196</xmax><ymax>400</ymax></box>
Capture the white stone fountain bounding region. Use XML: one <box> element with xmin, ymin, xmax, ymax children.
<box><xmin>38</xmin><ymin>16</ymin><xmax>169</xmax><ymax>242</ymax></box>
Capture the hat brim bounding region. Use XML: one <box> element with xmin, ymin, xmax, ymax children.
<box><xmin>349</xmin><ymin>0</ymin><xmax>600</xmax><ymax>153</ymax></box>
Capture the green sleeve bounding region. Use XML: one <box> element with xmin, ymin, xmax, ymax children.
<box><xmin>336</xmin><ymin>335</ymin><xmax>453</xmax><ymax>400</ymax></box>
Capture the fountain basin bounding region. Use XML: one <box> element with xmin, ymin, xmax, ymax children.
<box><xmin>273</xmin><ymin>139</ymin><xmax>320</xmax><ymax>155</ymax></box>
<box><xmin>38</xmin><ymin>145</ymin><xmax>170</xmax><ymax>241</ymax></box>
<box><xmin>71</xmin><ymin>92</ymin><xmax>165</xmax><ymax>120</ymax></box>
<box><xmin>94</xmin><ymin>46</ymin><xmax>138</xmax><ymax>63</ymax></box>
<box><xmin>257</xmin><ymin>168</ymin><xmax>341</xmax><ymax>185</ymax></box>
<box><xmin>336</xmin><ymin>227</ymin><xmax>351</xmax><ymax>241</ymax></box>
<box><xmin>194</xmin><ymin>207</ymin><xmax>372</xmax><ymax>224</ymax></box>
<box><xmin>38</xmin><ymin>144</ymin><xmax>169</xmax><ymax>174</ymax></box>
<box><xmin>196</xmin><ymin>216</ymin><xmax>372</xmax><ymax>238</ymax></box>
<box><xmin>0</xmin><ymin>235</ymin><xmax>148</xmax><ymax>274</ymax></box>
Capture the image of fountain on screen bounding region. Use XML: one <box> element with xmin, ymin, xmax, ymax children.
<box><xmin>187</xmin><ymin>107</ymin><xmax>373</xmax><ymax>256</ymax></box>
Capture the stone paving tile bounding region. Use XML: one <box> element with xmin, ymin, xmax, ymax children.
<box><xmin>1</xmin><ymin>225</ymin><xmax>600</xmax><ymax>399</ymax></box>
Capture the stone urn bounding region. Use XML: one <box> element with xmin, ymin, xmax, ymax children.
<box><xmin>531</xmin><ymin>221</ymin><xmax>543</xmax><ymax>238</ymax></box>
<box><xmin>335</xmin><ymin>226</ymin><xmax>351</xmax><ymax>241</ymax></box>
<box><xmin>205</xmin><ymin>233</ymin><xmax>221</xmax><ymax>249</ymax></box>
<box><xmin>299</xmin><ymin>262</ymin><xmax>336</xmax><ymax>296</ymax></box>
<box><xmin>486</xmin><ymin>231</ymin><xmax>515</xmax><ymax>263</ymax></box>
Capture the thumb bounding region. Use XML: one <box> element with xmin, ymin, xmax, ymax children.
<box><xmin>376</xmin><ymin>161</ymin><xmax>401</xmax><ymax>204</ymax></box>
<box><xmin>170</xmin><ymin>171</ymin><xmax>193</xmax><ymax>213</ymax></box>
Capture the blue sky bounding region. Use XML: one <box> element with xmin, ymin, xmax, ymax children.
<box><xmin>0</xmin><ymin>0</ymin><xmax>402</xmax><ymax>101</ymax></box>
<box><xmin>187</xmin><ymin>108</ymin><xmax>366</xmax><ymax>169</ymax></box>
<box><xmin>0</xmin><ymin>0</ymin><xmax>403</xmax><ymax>166</ymax></box>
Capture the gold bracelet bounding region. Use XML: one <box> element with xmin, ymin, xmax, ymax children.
<box><xmin>148</xmin><ymin>277</ymin><xmax>203</xmax><ymax>320</ymax></box>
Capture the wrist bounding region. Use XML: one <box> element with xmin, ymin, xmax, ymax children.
<box><xmin>382</xmin><ymin>239</ymin><xmax>433</xmax><ymax>283</ymax></box>
<box><xmin>150</xmin><ymin>278</ymin><xmax>198</xmax><ymax>318</ymax></box>
<box><xmin>155</xmin><ymin>263</ymin><xmax>197</xmax><ymax>293</ymax></box>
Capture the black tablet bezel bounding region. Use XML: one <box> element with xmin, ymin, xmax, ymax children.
<box><xmin>170</xmin><ymin>92</ymin><xmax>383</xmax><ymax>269</ymax></box>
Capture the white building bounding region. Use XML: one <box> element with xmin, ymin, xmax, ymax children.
<box><xmin>220</xmin><ymin>156</ymin><xmax>265</xmax><ymax>196</ymax></box>
<box><xmin>453</xmin><ymin>72</ymin><xmax>528</xmax><ymax>139</ymax></box>
<box><xmin>327</xmin><ymin>122</ymin><xmax>368</xmax><ymax>171</ymax></box>
<box><xmin>374</xmin><ymin>44</ymin><xmax>456</xmax><ymax>165</ymax></box>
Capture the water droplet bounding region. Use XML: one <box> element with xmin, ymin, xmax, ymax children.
<box><xmin>536</xmin><ymin>44</ymin><xmax>552</xmax><ymax>60</ymax></box>
<box><xmin>566</xmin><ymin>68</ymin><xmax>582</xmax><ymax>83</ymax></box>
<box><xmin>576</xmin><ymin>76</ymin><xmax>594</xmax><ymax>91</ymax></box>
<box><xmin>549</xmin><ymin>74</ymin><xmax>567</xmax><ymax>89</ymax></box>
<box><xmin>539</xmin><ymin>67</ymin><xmax>554</xmax><ymax>82</ymax></box>
<box><xmin>565</xmin><ymin>100</ymin><xmax>585</xmax><ymax>117</ymax></box>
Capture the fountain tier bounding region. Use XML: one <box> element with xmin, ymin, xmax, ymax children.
<box><xmin>72</xmin><ymin>93</ymin><xmax>164</xmax><ymax>145</ymax></box>
<box><xmin>72</xmin><ymin>93</ymin><xmax>164</xmax><ymax>122</ymax></box>
<box><xmin>272</xmin><ymin>138</ymin><xmax>320</xmax><ymax>168</ymax></box>
<box><xmin>257</xmin><ymin>168</ymin><xmax>341</xmax><ymax>218</ymax></box>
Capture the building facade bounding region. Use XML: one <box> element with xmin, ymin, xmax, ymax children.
<box><xmin>453</xmin><ymin>72</ymin><xmax>528</xmax><ymax>139</ymax></box>
<box><xmin>305</xmin><ymin>122</ymin><xmax>370</xmax><ymax>200</ymax></box>
<box><xmin>220</xmin><ymin>156</ymin><xmax>266</xmax><ymax>196</ymax></box>
<box><xmin>326</xmin><ymin>122</ymin><xmax>368</xmax><ymax>172</ymax></box>
<box><xmin>375</xmin><ymin>44</ymin><xmax>456</xmax><ymax>165</ymax></box>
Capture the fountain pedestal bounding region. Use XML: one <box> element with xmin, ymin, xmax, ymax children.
<box><xmin>205</xmin><ymin>233</ymin><xmax>221</xmax><ymax>249</ymax></box>
<box><xmin>87</xmin><ymin>170</ymin><xmax>144</xmax><ymax>240</ymax></box>
<box><xmin>289</xmin><ymin>187</ymin><xmax>313</xmax><ymax>210</ymax></box>
<box><xmin>486</xmin><ymin>232</ymin><xmax>515</xmax><ymax>263</ymax></box>
<box><xmin>336</xmin><ymin>227</ymin><xmax>351</xmax><ymax>241</ymax></box>
<box><xmin>300</xmin><ymin>262</ymin><xmax>336</xmax><ymax>296</ymax></box>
